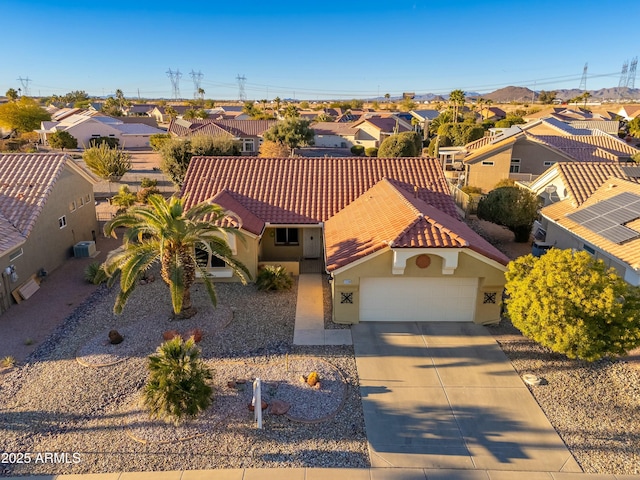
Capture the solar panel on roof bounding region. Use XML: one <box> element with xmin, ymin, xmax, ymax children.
<box><xmin>620</xmin><ymin>166</ymin><xmax>640</xmax><ymax>178</ymax></box>
<box><xmin>566</xmin><ymin>192</ymin><xmax>640</xmax><ymax>244</ymax></box>
<box><xmin>598</xmin><ymin>225</ymin><xmax>640</xmax><ymax>244</ymax></box>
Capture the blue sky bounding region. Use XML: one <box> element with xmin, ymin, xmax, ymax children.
<box><xmin>2</xmin><ymin>0</ymin><xmax>636</xmax><ymax>100</ymax></box>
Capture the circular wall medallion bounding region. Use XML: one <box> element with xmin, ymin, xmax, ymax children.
<box><xmin>415</xmin><ymin>254</ymin><xmax>431</xmax><ymax>269</ymax></box>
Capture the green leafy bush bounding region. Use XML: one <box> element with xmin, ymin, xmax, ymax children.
<box><xmin>89</xmin><ymin>136</ymin><xmax>120</xmax><ymax>148</ymax></box>
<box><xmin>84</xmin><ymin>262</ymin><xmax>108</xmax><ymax>285</ymax></box>
<box><xmin>461</xmin><ymin>185</ymin><xmax>482</xmax><ymax>195</ymax></box>
<box><xmin>477</xmin><ymin>186</ymin><xmax>540</xmax><ymax>242</ymax></box>
<box><xmin>149</xmin><ymin>133</ymin><xmax>172</xmax><ymax>151</ymax></box>
<box><xmin>350</xmin><ymin>145</ymin><xmax>365</xmax><ymax>156</ymax></box>
<box><xmin>110</xmin><ymin>185</ymin><xmax>136</xmax><ymax>209</ymax></box>
<box><xmin>505</xmin><ymin>249</ymin><xmax>640</xmax><ymax>361</ymax></box>
<box><xmin>365</xmin><ymin>147</ymin><xmax>378</xmax><ymax>157</ymax></box>
<box><xmin>142</xmin><ymin>336</ymin><xmax>213</xmax><ymax>425</ymax></box>
<box><xmin>256</xmin><ymin>265</ymin><xmax>294</xmax><ymax>291</ymax></box>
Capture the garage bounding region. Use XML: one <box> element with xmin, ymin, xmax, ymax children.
<box><xmin>359</xmin><ymin>277</ymin><xmax>478</xmax><ymax>322</ymax></box>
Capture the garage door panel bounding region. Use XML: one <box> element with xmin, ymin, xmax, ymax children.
<box><xmin>360</xmin><ymin>277</ymin><xmax>477</xmax><ymax>322</ymax></box>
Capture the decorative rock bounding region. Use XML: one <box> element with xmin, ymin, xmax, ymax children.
<box><xmin>314</xmin><ymin>382</ymin><xmax>321</xmax><ymax>390</ymax></box>
<box><xmin>248</xmin><ymin>400</ymin><xmax>268</xmax><ymax>412</ymax></box>
<box><xmin>300</xmin><ymin>375</ymin><xmax>307</xmax><ymax>383</ymax></box>
<box><xmin>307</xmin><ymin>371</ymin><xmax>320</xmax><ymax>387</ymax></box>
<box><xmin>186</xmin><ymin>328</ymin><xmax>203</xmax><ymax>343</ymax></box>
<box><xmin>108</xmin><ymin>330</ymin><xmax>124</xmax><ymax>345</ymax></box>
<box><xmin>522</xmin><ymin>373</ymin><xmax>544</xmax><ymax>386</ymax></box>
<box><xmin>163</xmin><ymin>330</ymin><xmax>181</xmax><ymax>341</ymax></box>
<box><xmin>269</xmin><ymin>399</ymin><xmax>291</xmax><ymax>415</ymax></box>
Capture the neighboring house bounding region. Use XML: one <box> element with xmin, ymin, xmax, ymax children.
<box><xmin>540</xmin><ymin>177</ymin><xmax>640</xmax><ymax>286</ymax></box>
<box><xmin>0</xmin><ymin>153</ymin><xmax>98</xmax><ymax>314</ymax></box>
<box><xmin>312</xmin><ymin>122</ymin><xmax>358</xmax><ymax>148</ymax></box>
<box><xmin>148</xmin><ymin>105</ymin><xmax>192</xmax><ymax>124</ymax></box>
<box><xmin>350</xmin><ymin>116</ymin><xmax>413</xmax><ymax>148</ymax></box>
<box><xmin>616</xmin><ymin>105</ymin><xmax>640</xmax><ymax>121</ymax></box>
<box><xmin>462</xmin><ymin>121</ymin><xmax>639</xmax><ymax>192</ymax></box>
<box><xmin>479</xmin><ymin>106</ymin><xmax>506</xmax><ymax>121</ymax></box>
<box><xmin>167</xmin><ymin>118</ymin><xmax>277</xmax><ymax>155</ymax></box>
<box><xmin>181</xmin><ymin>156</ymin><xmax>508</xmax><ymax>325</ymax></box>
<box><xmin>125</xmin><ymin>104</ymin><xmax>157</xmax><ymax>117</ymax></box>
<box><xmin>37</xmin><ymin>115</ymin><xmax>166</xmax><ymax>149</ymax></box>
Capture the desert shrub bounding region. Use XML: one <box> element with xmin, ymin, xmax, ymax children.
<box><xmin>84</xmin><ymin>262</ymin><xmax>108</xmax><ymax>285</ymax></box>
<box><xmin>110</xmin><ymin>185</ymin><xmax>136</xmax><ymax>210</ymax></box>
<box><xmin>149</xmin><ymin>133</ymin><xmax>172</xmax><ymax>151</ymax></box>
<box><xmin>1</xmin><ymin>356</ymin><xmax>16</xmax><ymax>368</ymax></box>
<box><xmin>350</xmin><ymin>145</ymin><xmax>365</xmax><ymax>156</ymax></box>
<box><xmin>365</xmin><ymin>147</ymin><xmax>378</xmax><ymax>157</ymax></box>
<box><xmin>461</xmin><ymin>185</ymin><xmax>482</xmax><ymax>195</ymax></box>
<box><xmin>142</xmin><ymin>336</ymin><xmax>213</xmax><ymax>425</ymax></box>
<box><xmin>140</xmin><ymin>177</ymin><xmax>158</xmax><ymax>188</ymax></box>
<box><xmin>493</xmin><ymin>178</ymin><xmax>516</xmax><ymax>189</ymax></box>
<box><xmin>89</xmin><ymin>136</ymin><xmax>119</xmax><ymax>148</ymax></box>
<box><xmin>137</xmin><ymin>185</ymin><xmax>161</xmax><ymax>204</ymax></box>
<box><xmin>256</xmin><ymin>265</ymin><xmax>294</xmax><ymax>291</ymax></box>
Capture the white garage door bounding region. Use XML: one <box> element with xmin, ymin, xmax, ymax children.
<box><xmin>359</xmin><ymin>277</ymin><xmax>478</xmax><ymax>322</ymax></box>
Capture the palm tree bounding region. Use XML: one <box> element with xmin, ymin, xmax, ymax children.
<box><xmin>102</xmin><ymin>194</ymin><xmax>250</xmax><ymax>317</ymax></box>
<box><xmin>449</xmin><ymin>89</ymin><xmax>466</xmax><ymax>123</ymax></box>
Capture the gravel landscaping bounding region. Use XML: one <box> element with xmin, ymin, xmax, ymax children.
<box><xmin>0</xmin><ymin>270</ymin><xmax>368</xmax><ymax>476</ymax></box>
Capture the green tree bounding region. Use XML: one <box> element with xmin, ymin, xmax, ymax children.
<box><xmin>259</xmin><ymin>139</ymin><xmax>291</xmax><ymax>157</ymax></box>
<box><xmin>400</xmin><ymin>97</ymin><xmax>417</xmax><ymax>112</ymax></box>
<box><xmin>627</xmin><ymin>117</ymin><xmax>640</xmax><ymax>138</ymax></box>
<box><xmin>283</xmin><ymin>104</ymin><xmax>300</xmax><ymax>118</ymax></box>
<box><xmin>164</xmin><ymin>106</ymin><xmax>178</xmax><ymax>120</ymax></box>
<box><xmin>505</xmin><ymin>249</ymin><xmax>640</xmax><ymax>361</ymax></box>
<box><xmin>436</xmin><ymin>123</ymin><xmax>484</xmax><ymax>146</ymax></box>
<box><xmin>537</xmin><ymin>90</ymin><xmax>557</xmax><ymax>104</ymax></box>
<box><xmin>476</xmin><ymin>186</ymin><xmax>540</xmax><ymax>242</ymax></box>
<box><xmin>83</xmin><ymin>142</ymin><xmax>132</xmax><ymax>181</ymax></box>
<box><xmin>0</xmin><ymin>97</ymin><xmax>51</xmax><ymax>134</ymax></box>
<box><xmin>263</xmin><ymin>118</ymin><xmax>314</xmax><ymax>154</ymax></box>
<box><xmin>143</xmin><ymin>336</ymin><xmax>213</xmax><ymax>425</ymax></box>
<box><xmin>149</xmin><ymin>133</ymin><xmax>172</xmax><ymax>151</ymax></box>
<box><xmin>495</xmin><ymin>115</ymin><xmax>525</xmax><ymax>128</ymax></box>
<box><xmin>378</xmin><ymin>131</ymin><xmax>423</xmax><ymax>157</ymax></box>
<box><xmin>5</xmin><ymin>88</ymin><xmax>19</xmax><ymax>101</ymax></box>
<box><xmin>160</xmin><ymin>136</ymin><xmax>241</xmax><ymax>186</ymax></box>
<box><xmin>448</xmin><ymin>89</ymin><xmax>466</xmax><ymax>123</ymax></box>
<box><xmin>48</xmin><ymin>131</ymin><xmax>78</xmax><ymax>150</ymax></box>
<box><xmin>102</xmin><ymin>194</ymin><xmax>250</xmax><ymax>315</ymax></box>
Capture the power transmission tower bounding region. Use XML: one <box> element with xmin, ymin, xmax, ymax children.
<box><xmin>578</xmin><ymin>63</ymin><xmax>588</xmax><ymax>91</ymax></box>
<box><xmin>619</xmin><ymin>60</ymin><xmax>629</xmax><ymax>88</ymax></box>
<box><xmin>17</xmin><ymin>76</ymin><xmax>31</xmax><ymax>96</ymax></box>
<box><xmin>236</xmin><ymin>74</ymin><xmax>247</xmax><ymax>102</ymax></box>
<box><xmin>166</xmin><ymin>68</ymin><xmax>182</xmax><ymax>99</ymax></box>
<box><xmin>189</xmin><ymin>70</ymin><xmax>204</xmax><ymax>99</ymax></box>
<box><xmin>628</xmin><ymin>57</ymin><xmax>638</xmax><ymax>89</ymax></box>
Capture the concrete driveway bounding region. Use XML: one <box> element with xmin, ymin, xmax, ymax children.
<box><xmin>352</xmin><ymin>322</ymin><xmax>582</xmax><ymax>472</ymax></box>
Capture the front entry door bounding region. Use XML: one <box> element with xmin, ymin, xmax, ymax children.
<box><xmin>303</xmin><ymin>228</ymin><xmax>322</xmax><ymax>258</ymax></box>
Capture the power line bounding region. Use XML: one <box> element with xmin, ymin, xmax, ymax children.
<box><xmin>236</xmin><ymin>74</ymin><xmax>246</xmax><ymax>102</ymax></box>
<box><xmin>579</xmin><ymin>63</ymin><xmax>588</xmax><ymax>91</ymax></box>
<box><xmin>189</xmin><ymin>70</ymin><xmax>204</xmax><ymax>99</ymax></box>
<box><xmin>166</xmin><ymin>68</ymin><xmax>182</xmax><ymax>100</ymax></box>
<box><xmin>17</xmin><ymin>76</ymin><xmax>31</xmax><ymax>96</ymax></box>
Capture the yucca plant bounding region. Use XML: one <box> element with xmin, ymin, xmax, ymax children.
<box><xmin>1</xmin><ymin>356</ymin><xmax>16</xmax><ymax>368</ymax></box>
<box><xmin>256</xmin><ymin>265</ymin><xmax>293</xmax><ymax>291</ymax></box>
<box><xmin>142</xmin><ymin>336</ymin><xmax>213</xmax><ymax>425</ymax></box>
<box><xmin>84</xmin><ymin>262</ymin><xmax>108</xmax><ymax>285</ymax></box>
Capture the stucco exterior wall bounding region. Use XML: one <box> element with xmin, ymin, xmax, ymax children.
<box><xmin>260</xmin><ymin>227</ymin><xmax>304</xmax><ymax>261</ymax></box>
<box><xmin>314</xmin><ymin>134</ymin><xmax>353</xmax><ymax>148</ymax></box>
<box><xmin>544</xmin><ymin>221</ymin><xmax>629</xmax><ymax>278</ymax></box>
<box><xmin>467</xmin><ymin>147</ymin><xmax>513</xmax><ymax>192</ymax></box>
<box><xmin>0</xmin><ymin>165</ymin><xmax>97</xmax><ymax>286</ymax></box>
<box><xmin>63</xmin><ymin>121</ymin><xmax>122</xmax><ymax>149</ymax></box>
<box><xmin>511</xmin><ymin>139</ymin><xmax>567</xmax><ymax>176</ymax></box>
<box><xmin>331</xmin><ymin>248</ymin><xmax>505</xmax><ymax>325</ymax></box>
<box><xmin>198</xmin><ymin>231</ymin><xmax>259</xmax><ymax>283</ymax></box>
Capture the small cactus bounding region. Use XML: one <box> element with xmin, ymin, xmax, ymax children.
<box><xmin>307</xmin><ymin>371</ymin><xmax>320</xmax><ymax>387</ymax></box>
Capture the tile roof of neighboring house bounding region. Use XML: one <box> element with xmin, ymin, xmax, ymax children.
<box><xmin>464</xmin><ymin>126</ymin><xmax>523</xmax><ymax>151</ymax></box>
<box><xmin>541</xmin><ymin>178</ymin><xmax>640</xmax><ymax>270</ymax></box>
<box><xmin>181</xmin><ymin>157</ymin><xmax>458</xmax><ymax>235</ymax></box>
<box><xmin>356</xmin><ymin>116</ymin><xmax>411</xmax><ymax>133</ymax></box>
<box><xmin>311</xmin><ymin>122</ymin><xmax>358</xmax><ymax>136</ymax></box>
<box><xmin>168</xmin><ymin>118</ymin><xmax>276</xmax><ymax>138</ymax></box>
<box><xmin>569</xmin><ymin>120</ymin><xmax>620</xmax><ymax>135</ymax></box>
<box><xmin>523</xmin><ymin>117</ymin><xmax>593</xmax><ymax>135</ymax></box>
<box><xmin>410</xmin><ymin>109</ymin><xmax>440</xmax><ymax>121</ymax></box>
<box><xmin>0</xmin><ymin>154</ymin><xmax>71</xmax><ymax>255</ymax></box>
<box><xmin>127</xmin><ymin>104</ymin><xmax>156</xmax><ymax>114</ymax></box>
<box><xmin>555</xmin><ymin>162</ymin><xmax>640</xmax><ymax>206</ymax></box>
<box><xmin>324</xmin><ymin>179</ymin><xmax>509</xmax><ymax>271</ymax></box>
<box><xmin>527</xmin><ymin>133</ymin><xmax>640</xmax><ymax>162</ymax></box>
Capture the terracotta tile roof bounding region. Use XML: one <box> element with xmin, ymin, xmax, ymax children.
<box><xmin>181</xmin><ymin>157</ymin><xmax>458</xmax><ymax>235</ymax></box>
<box><xmin>0</xmin><ymin>153</ymin><xmax>69</xmax><ymax>255</ymax></box>
<box><xmin>357</xmin><ymin>116</ymin><xmax>411</xmax><ymax>133</ymax></box>
<box><xmin>324</xmin><ymin>179</ymin><xmax>509</xmax><ymax>271</ymax></box>
<box><xmin>211</xmin><ymin>119</ymin><xmax>277</xmax><ymax>137</ymax></box>
<box><xmin>556</xmin><ymin>162</ymin><xmax>640</xmax><ymax>206</ymax></box>
<box><xmin>528</xmin><ymin>134</ymin><xmax>639</xmax><ymax>162</ymax></box>
<box><xmin>168</xmin><ymin>118</ymin><xmax>277</xmax><ymax>138</ymax></box>
<box><xmin>541</xmin><ymin>178</ymin><xmax>640</xmax><ymax>271</ymax></box>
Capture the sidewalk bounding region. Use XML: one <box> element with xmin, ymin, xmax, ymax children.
<box><xmin>292</xmin><ymin>273</ymin><xmax>352</xmax><ymax>346</ymax></box>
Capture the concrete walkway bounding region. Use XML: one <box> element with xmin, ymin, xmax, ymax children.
<box><xmin>352</xmin><ymin>322</ymin><xmax>581</xmax><ymax>473</ymax></box>
<box><xmin>292</xmin><ymin>274</ymin><xmax>352</xmax><ymax>346</ymax></box>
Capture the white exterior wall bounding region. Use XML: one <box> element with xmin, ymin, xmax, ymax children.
<box><xmin>314</xmin><ymin>134</ymin><xmax>354</xmax><ymax>148</ymax></box>
<box><xmin>120</xmin><ymin>134</ymin><xmax>152</xmax><ymax>149</ymax></box>
<box><xmin>62</xmin><ymin>120</ymin><xmax>122</xmax><ymax>149</ymax></box>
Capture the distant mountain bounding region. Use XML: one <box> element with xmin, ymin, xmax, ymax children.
<box><xmin>482</xmin><ymin>86</ymin><xmax>535</xmax><ymax>103</ymax></box>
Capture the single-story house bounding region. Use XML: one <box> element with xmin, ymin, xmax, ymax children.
<box><xmin>312</xmin><ymin>122</ymin><xmax>358</xmax><ymax>148</ymax></box>
<box><xmin>540</xmin><ymin>177</ymin><xmax>640</xmax><ymax>286</ymax></box>
<box><xmin>462</xmin><ymin>120</ymin><xmax>639</xmax><ymax>192</ymax></box>
<box><xmin>349</xmin><ymin>116</ymin><xmax>413</xmax><ymax>148</ymax></box>
<box><xmin>181</xmin><ymin>156</ymin><xmax>509</xmax><ymax>325</ymax></box>
<box><xmin>37</xmin><ymin>115</ymin><xmax>166</xmax><ymax>149</ymax></box>
<box><xmin>0</xmin><ymin>153</ymin><xmax>97</xmax><ymax>314</ymax></box>
<box><xmin>167</xmin><ymin>118</ymin><xmax>277</xmax><ymax>155</ymax></box>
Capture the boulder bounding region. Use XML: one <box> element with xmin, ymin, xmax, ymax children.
<box><xmin>108</xmin><ymin>330</ymin><xmax>124</xmax><ymax>345</ymax></box>
<box><xmin>269</xmin><ymin>399</ymin><xmax>291</xmax><ymax>415</ymax></box>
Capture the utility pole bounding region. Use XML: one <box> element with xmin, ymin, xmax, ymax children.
<box><xmin>236</xmin><ymin>74</ymin><xmax>247</xmax><ymax>102</ymax></box>
<box><xmin>17</xmin><ymin>76</ymin><xmax>32</xmax><ymax>96</ymax></box>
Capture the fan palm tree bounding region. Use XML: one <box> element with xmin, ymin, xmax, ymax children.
<box><xmin>102</xmin><ymin>194</ymin><xmax>250</xmax><ymax>317</ymax></box>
